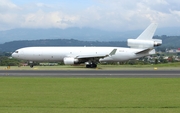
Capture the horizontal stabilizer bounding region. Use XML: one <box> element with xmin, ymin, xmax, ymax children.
<box><xmin>136</xmin><ymin>49</ymin><xmax>153</xmax><ymax>55</ymax></box>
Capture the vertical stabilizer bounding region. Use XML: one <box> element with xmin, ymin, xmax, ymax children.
<box><xmin>137</xmin><ymin>23</ymin><xmax>158</xmax><ymax>40</ymax></box>
<box><xmin>127</xmin><ymin>23</ymin><xmax>162</xmax><ymax>49</ymax></box>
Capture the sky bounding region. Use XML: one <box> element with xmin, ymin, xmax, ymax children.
<box><xmin>1</xmin><ymin>0</ymin><xmax>180</xmax><ymax>31</ymax></box>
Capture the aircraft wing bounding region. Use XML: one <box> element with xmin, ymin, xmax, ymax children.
<box><xmin>76</xmin><ymin>54</ymin><xmax>109</xmax><ymax>59</ymax></box>
<box><xmin>76</xmin><ymin>49</ymin><xmax>117</xmax><ymax>59</ymax></box>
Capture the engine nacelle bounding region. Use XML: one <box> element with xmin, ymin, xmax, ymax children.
<box><xmin>127</xmin><ymin>39</ymin><xmax>162</xmax><ymax>48</ymax></box>
<box><xmin>63</xmin><ymin>57</ymin><xmax>79</xmax><ymax>65</ymax></box>
<box><xmin>153</xmin><ymin>39</ymin><xmax>162</xmax><ymax>46</ymax></box>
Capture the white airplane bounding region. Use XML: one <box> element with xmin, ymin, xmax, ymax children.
<box><xmin>12</xmin><ymin>23</ymin><xmax>162</xmax><ymax>68</ymax></box>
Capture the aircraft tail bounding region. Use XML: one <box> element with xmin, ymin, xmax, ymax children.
<box><xmin>137</xmin><ymin>23</ymin><xmax>158</xmax><ymax>40</ymax></box>
<box><xmin>127</xmin><ymin>23</ymin><xmax>162</xmax><ymax>49</ymax></box>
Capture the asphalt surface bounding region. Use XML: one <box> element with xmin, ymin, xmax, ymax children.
<box><xmin>0</xmin><ymin>70</ymin><xmax>180</xmax><ymax>78</ymax></box>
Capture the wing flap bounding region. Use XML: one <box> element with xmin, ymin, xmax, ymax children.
<box><xmin>76</xmin><ymin>54</ymin><xmax>109</xmax><ymax>59</ymax></box>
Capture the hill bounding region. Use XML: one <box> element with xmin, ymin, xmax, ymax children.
<box><xmin>0</xmin><ymin>35</ymin><xmax>179</xmax><ymax>52</ymax></box>
<box><xmin>0</xmin><ymin>39</ymin><xmax>126</xmax><ymax>52</ymax></box>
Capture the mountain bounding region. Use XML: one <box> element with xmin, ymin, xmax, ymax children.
<box><xmin>1</xmin><ymin>26</ymin><xmax>180</xmax><ymax>43</ymax></box>
<box><xmin>0</xmin><ymin>27</ymin><xmax>128</xmax><ymax>43</ymax></box>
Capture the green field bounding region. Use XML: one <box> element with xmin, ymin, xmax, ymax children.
<box><xmin>0</xmin><ymin>78</ymin><xmax>180</xmax><ymax>113</ymax></box>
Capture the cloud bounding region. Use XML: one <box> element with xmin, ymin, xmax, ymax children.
<box><xmin>22</xmin><ymin>10</ymin><xmax>79</xmax><ymax>29</ymax></box>
<box><xmin>169</xmin><ymin>9</ymin><xmax>180</xmax><ymax>23</ymax></box>
<box><xmin>0</xmin><ymin>0</ymin><xmax>20</xmax><ymax>12</ymax></box>
<box><xmin>0</xmin><ymin>0</ymin><xmax>180</xmax><ymax>31</ymax></box>
<box><xmin>87</xmin><ymin>0</ymin><xmax>180</xmax><ymax>29</ymax></box>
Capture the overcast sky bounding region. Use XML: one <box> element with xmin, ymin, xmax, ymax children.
<box><xmin>1</xmin><ymin>0</ymin><xmax>180</xmax><ymax>31</ymax></box>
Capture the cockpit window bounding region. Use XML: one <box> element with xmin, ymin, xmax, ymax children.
<box><xmin>15</xmin><ymin>51</ymin><xmax>19</xmax><ymax>53</ymax></box>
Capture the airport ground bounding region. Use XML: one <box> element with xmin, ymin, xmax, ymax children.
<box><xmin>0</xmin><ymin>63</ymin><xmax>180</xmax><ymax>113</ymax></box>
<box><xmin>0</xmin><ymin>62</ymin><xmax>180</xmax><ymax>70</ymax></box>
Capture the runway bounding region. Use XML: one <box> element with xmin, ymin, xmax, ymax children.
<box><xmin>0</xmin><ymin>70</ymin><xmax>180</xmax><ymax>78</ymax></box>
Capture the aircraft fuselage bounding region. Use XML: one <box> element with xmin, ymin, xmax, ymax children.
<box><xmin>12</xmin><ymin>46</ymin><xmax>151</xmax><ymax>62</ymax></box>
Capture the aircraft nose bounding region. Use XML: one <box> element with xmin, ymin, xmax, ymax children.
<box><xmin>12</xmin><ymin>50</ymin><xmax>19</xmax><ymax>58</ymax></box>
<box><xmin>12</xmin><ymin>52</ymin><xmax>17</xmax><ymax>58</ymax></box>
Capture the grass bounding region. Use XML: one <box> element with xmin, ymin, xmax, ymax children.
<box><xmin>0</xmin><ymin>78</ymin><xmax>180</xmax><ymax>113</ymax></box>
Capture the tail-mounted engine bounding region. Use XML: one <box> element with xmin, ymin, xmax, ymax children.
<box><xmin>127</xmin><ymin>39</ymin><xmax>162</xmax><ymax>48</ymax></box>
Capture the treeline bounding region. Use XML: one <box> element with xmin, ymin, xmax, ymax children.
<box><xmin>0</xmin><ymin>57</ymin><xmax>20</xmax><ymax>66</ymax></box>
<box><xmin>0</xmin><ymin>52</ymin><xmax>20</xmax><ymax>66</ymax></box>
<box><xmin>0</xmin><ymin>35</ymin><xmax>179</xmax><ymax>52</ymax></box>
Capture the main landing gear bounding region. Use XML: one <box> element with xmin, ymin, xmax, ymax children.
<box><xmin>29</xmin><ymin>61</ymin><xmax>34</xmax><ymax>68</ymax></box>
<box><xmin>86</xmin><ymin>63</ymin><xmax>97</xmax><ymax>68</ymax></box>
<box><xmin>30</xmin><ymin>64</ymin><xmax>34</xmax><ymax>68</ymax></box>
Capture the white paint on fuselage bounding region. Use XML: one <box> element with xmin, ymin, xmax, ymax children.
<box><xmin>12</xmin><ymin>46</ymin><xmax>149</xmax><ymax>62</ymax></box>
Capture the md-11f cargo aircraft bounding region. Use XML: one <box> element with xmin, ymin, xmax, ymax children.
<box><xmin>12</xmin><ymin>23</ymin><xmax>162</xmax><ymax>68</ymax></box>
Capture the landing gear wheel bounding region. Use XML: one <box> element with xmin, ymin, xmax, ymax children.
<box><xmin>91</xmin><ymin>64</ymin><xmax>97</xmax><ymax>68</ymax></box>
<box><xmin>29</xmin><ymin>61</ymin><xmax>34</xmax><ymax>68</ymax></box>
<box><xmin>86</xmin><ymin>64</ymin><xmax>91</xmax><ymax>68</ymax></box>
<box><xmin>86</xmin><ymin>64</ymin><xmax>97</xmax><ymax>68</ymax></box>
<box><xmin>30</xmin><ymin>64</ymin><xmax>34</xmax><ymax>68</ymax></box>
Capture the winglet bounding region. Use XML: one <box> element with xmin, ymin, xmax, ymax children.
<box><xmin>109</xmin><ymin>49</ymin><xmax>117</xmax><ymax>56</ymax></box>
